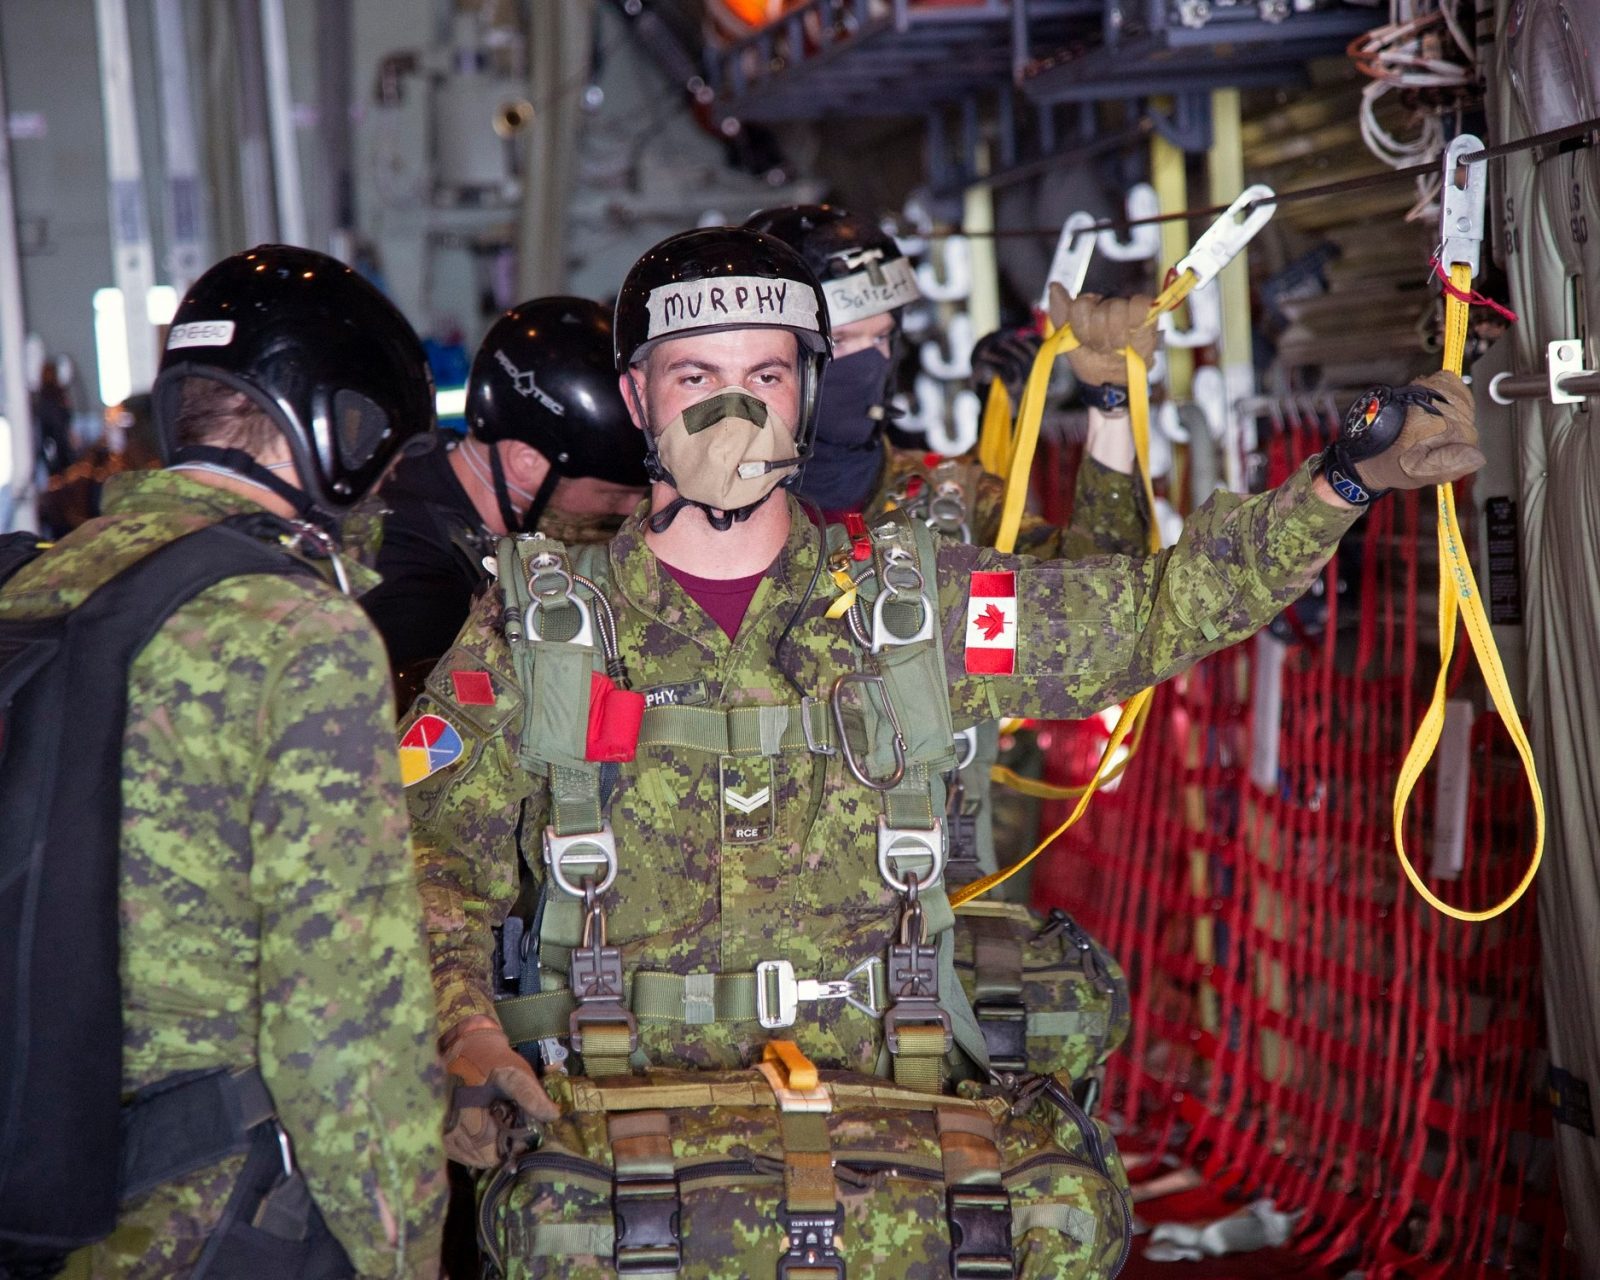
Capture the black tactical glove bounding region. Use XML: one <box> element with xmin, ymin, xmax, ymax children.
<box><xmin>971</xmin><ymin>328</ymin><xmax>1043</xmax><ymax>403</ymax></box>
<box><xmin>1320</xmin><ymin>371</ymin><xmax>1484</xmax><ymax>506</ymax></box>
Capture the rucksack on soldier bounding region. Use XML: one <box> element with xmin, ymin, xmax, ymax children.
<box><xmin>0</xmin><ymin>515</ymin><xmax>316</xmax><ymax>1276</ymax></box>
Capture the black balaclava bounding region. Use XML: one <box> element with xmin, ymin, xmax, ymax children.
<box><xmin>797</xmin><ymin>348</ymin><xmax>893</xmax><ymax>514</ymax></box>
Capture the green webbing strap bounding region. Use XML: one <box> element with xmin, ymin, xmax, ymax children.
<box><xmin>891</xmin><ymin>1026</ymin><xmax>949</xmax><ymax>1093</ymax></box>
<box><xmin>937</xmin><ymin>1106</ymin><xmax>1015</xmax><ymax>1279</ymax></box>
<box><xmin>972</xmin><ymin>915</ymin><xmax>1024</xmax><ymax>1002</ymax></box>
<box><xmin>779</xmin><ymin>1110</ymin><xmax>836</xmax><ymax>1215</ymax></box>
<box><xmin>609</xmin><ymin>1110</ymin><xmax>681</xmax><ymax>1276</ymax></box>
<box><xmin>637</xmin><ymin>700</ymin><xmax>833</xmax><ymax>756</ymax></box>
<box><xmin>969</xmin><ymin>913</ymin><xmax>1028</xmax><ymax>1074</ymax></box>
<box><xmin>496</xmin><ymin>962</ymin><xmax>890</xmax><ymax>1045</ymax></box>
<box><xmin>498</xmin><ymin>535</ymin><xmax>634</xmax><ymax>1077</ymax></box>
<box><xmin>578</xmin><ymin>1028</ymin><xmax>634</xmax><ymax>1080</ymax></box>
<box><xmin>863</xmin><ymin>514</ymin><xmax>962</xmax><ymax>1094</ymax></box>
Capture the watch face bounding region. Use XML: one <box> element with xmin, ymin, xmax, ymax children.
<box><xmin>1342</xmin><ymin>387</ymin><xmax>1391</xmax><ymax>442</ymax></box>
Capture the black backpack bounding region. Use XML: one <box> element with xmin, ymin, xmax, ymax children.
<box><xmin>0</xmin><ymin>514</ymin><xmax>317</xmax><ymax>1274</ymax></box>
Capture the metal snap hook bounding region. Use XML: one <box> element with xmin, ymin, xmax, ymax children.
<box><xmin>830</xmin><ymin>671</ymin><xmax>906</xmax><ymax>792</ymax></box>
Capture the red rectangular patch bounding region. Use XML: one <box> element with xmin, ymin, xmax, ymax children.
<box><xmin>965</xmin><ymin>570</ymin><xmax>1018</xmax><ymax>675</ymax></box>
<box><xmin>451</xmin><ymin>669</ymin><xmax>495</xmax><ymax>706</ymax></box>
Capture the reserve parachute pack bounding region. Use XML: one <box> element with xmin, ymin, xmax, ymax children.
<box><xmin>0</xmin><ymin>516</ymin><xmax>328</xmax><ymax>1275</ymax></box>
<box><xmin>475</xmin><ymin>520</ymin><xmax>1131</xmax><ymax>1278</ymax></box>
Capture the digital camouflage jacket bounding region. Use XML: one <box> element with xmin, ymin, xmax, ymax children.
<box><xmin>867</xmin><ymin>445</ymin><xmax>1148</xmax><ymax>562</ymax></box>
<box><xmin>0</xmin><ymin>470</ymin><xmax>448</xmax><ymax>1279</ymax></box>
<box><xmin>404</xmin><ymin>459</ymin><xmax>1355</xmax><ymax>1078</ymax></box>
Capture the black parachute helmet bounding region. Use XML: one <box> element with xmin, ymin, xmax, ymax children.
<box><xmin>466</xmin><ymin>296</ymin><xmax>647</xmax><ymax>530</ymax></box>
<box><xmin>742</xmin><ymin>204</ymin><xmax>921</xmax><ymax>332</ymax></box>
<box><xmin>613</xmin><ymin>226</ymin><xmax>832</xmax><ymax>497</ymax></box>
<box><xmin>152</xmin><ymin>244</ymin><xmax>434</xmax><ymax>517</ymax></box>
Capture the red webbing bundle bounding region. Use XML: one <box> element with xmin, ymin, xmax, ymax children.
<box><xmin>1026</xmin><ymin>422</ymin><xmax>1570</xmax><ymax>1277</ymax></box>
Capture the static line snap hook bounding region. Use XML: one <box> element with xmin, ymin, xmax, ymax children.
<box><xmin>830</xmin><ymin>671</ymin><xmax>907</xmax><ymax>792</ymax></box>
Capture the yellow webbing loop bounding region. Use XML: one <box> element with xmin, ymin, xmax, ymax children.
<box><xmin>1390</xmin><ymin>262</ymin><xmax>1545</xmax><ymax>922</ymax></box>
<box><xmin>977</xmin><ymin>378</ymin><xmax>1016</xmax><ymax>477</ymax></box>
<box><xmin>957</xmin><ymin>275</ymin><xmax>1196</xmax><ymax>906</ymax></box>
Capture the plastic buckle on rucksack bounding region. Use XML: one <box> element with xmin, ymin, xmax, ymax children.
<box><xmin>947</xmin><ymin>1187</ymin><xmax>1016</xmax><ymax>1279</ymax></box>
<box><xmin>612</xmin><ymin>1175</ymin><xmax>682</xmax><ymax>1275</ymax></box>
<box><xmin>777</xmin><ymin>1205</ymin><xmax>846</xmax><ymax>1279</ymax></box>
<box><xmin>974</xmin><ymin>999</ymin><xmax>1029</xmax><ymax>1074</ymax></box>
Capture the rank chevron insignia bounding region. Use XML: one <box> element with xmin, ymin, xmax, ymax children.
<box><xmin>724</xmin><ymin>786</ymin><xmax>771</xmax><ymax>815</ymax></box>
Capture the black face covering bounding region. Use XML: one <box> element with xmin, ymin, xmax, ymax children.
<box><xmin>797</xmin><ymin>348</ymin><xmax>893</xmax><ymax>514</ymax></box>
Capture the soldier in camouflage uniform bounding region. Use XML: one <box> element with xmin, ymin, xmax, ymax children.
<box><xmin>0</xmin><ymin>247</ymin><xmax>449</xmax><ymax>1278</ymax></box>
<box><xmin>401</xmin><ymin>226</ymin><xmax>1482</xmax><ymax>1171</ymax></box>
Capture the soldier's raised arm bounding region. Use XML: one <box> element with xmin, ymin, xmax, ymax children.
<box><xmin>941</xmin><ymin>371</ymin><xmax>1480</xmax><ymax>722</ymax></box>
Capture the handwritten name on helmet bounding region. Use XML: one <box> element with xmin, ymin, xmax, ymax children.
<box><xmin>645</xmin><ymin>275</ymin><xmax>819</xmax><ymax>343</ymax></box>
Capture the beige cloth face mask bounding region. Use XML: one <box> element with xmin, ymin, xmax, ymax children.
<box><xmin>653</xmin><ymin>388</ymin><xmax>801</xmax><ymax>514</ymax></box>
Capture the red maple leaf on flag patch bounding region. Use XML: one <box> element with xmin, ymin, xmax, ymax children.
<box><xmin>975</xmin><ymin>603</ymin><xmax>1009</xmax><ymax>642</ymax></box>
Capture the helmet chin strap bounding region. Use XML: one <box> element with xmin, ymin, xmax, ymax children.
<box><xmin>168</xmin><ymin>444</ymin><xmax>339</xmax><ymax>538</ymax></box>
<box><xmin>463</xmin><ymin>437</ymin><xmax>556</xmax><ymax>535</ymax></box>
<box><xmin>646</xmin><ymin>487</ymin><xmax>778</xmax><ymax>535</ymax></box>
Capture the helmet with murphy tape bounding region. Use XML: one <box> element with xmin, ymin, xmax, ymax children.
<box><xmin>152</xmin><ymin>244</ymin><xmax>434</xmax><ymax>516</ymax></box>
<box><xmin>614</xmin><ymin>227</ymin><xmax>832</xmax><ymax>529</ymax></box>
<box><xmin>742</xmin><ymin>204</ymin><xmax>921</xmax><ymax>330</ymax></box>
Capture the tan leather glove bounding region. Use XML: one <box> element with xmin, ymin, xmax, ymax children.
<box><xmin>1322</xmin><ymin>372</ymin><xmax>1485</xmax><ymax>504</ymax></box>
<box><xmin>1048</xmin><ymin>283</ymin><xmax>1162</xmax><ymax>389</ymax></box>
<box><xmin>442</xmin><ymin>1023</ymin><xmax>561</xmax><ymax>1168</ymax></box>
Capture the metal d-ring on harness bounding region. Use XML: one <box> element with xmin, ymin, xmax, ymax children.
<box><xmin>503</xmin><ymin>534</ymin><xmax>638</xmax><ymax>1076</ymax></box>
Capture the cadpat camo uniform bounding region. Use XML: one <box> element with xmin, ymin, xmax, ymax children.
<box><xmin>0</xmin><ymin>470</ymin><xmax>449</xmax><ymax>1279</ymax></box>
<box><xmin>405</xmin><ymin>465</ymin><xmax>1353</xmax><ymax>1074</ymax></box>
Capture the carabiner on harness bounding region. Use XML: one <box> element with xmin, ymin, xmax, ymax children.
<box><xmin>830</xmin><ymin>671</ymin><xmax>907</xmax><ymax>792</ymax></box>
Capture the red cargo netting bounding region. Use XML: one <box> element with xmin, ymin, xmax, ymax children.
<box><xmin>1028</xmin><ymin>412</ymin><xmax>1570</xmax><ymax>1278</ymax></box>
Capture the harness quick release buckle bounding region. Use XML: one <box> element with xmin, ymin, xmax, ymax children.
<box><xmin>756</xmin><ymin>958</ymin><xmax>883</xmax><ymax>1029</ymax></box>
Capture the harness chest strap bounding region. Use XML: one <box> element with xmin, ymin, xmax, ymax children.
<box><xmin>494</xmin><ymin>959</ymin><xmax>888</xmax><ymax>1046</ymax></box>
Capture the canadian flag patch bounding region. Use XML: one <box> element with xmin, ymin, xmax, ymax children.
<box><xmin>965</xmin><ymin>571</ymin><xmax>1017</xmax><ymax>674</ymax></box>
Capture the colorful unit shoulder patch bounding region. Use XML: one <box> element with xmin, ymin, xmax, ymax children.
<box><xmin>965</xmin><ymin>571</ymin><xmax>1017</xmax><ymax>674</ymax></box>
<box><xmin>399</xmin><ymin>713</ymin><xmax>465</xmax><ymax>786</ymax></box>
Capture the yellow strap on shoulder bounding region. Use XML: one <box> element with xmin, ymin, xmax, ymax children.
<box><xmin>977</xmin><ymin>378</ymin><xmax>1015</xmax><ymax>477</ymax></box>
<box><xmin>957</xmin><ymin>275</ymin><xmax>1196</xmax><ymax>906</ymax></box>
<box><xmin>1390</xmin><ymin>262</ymin><xmax>1545</xmax><ymax>923</ymax></box>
